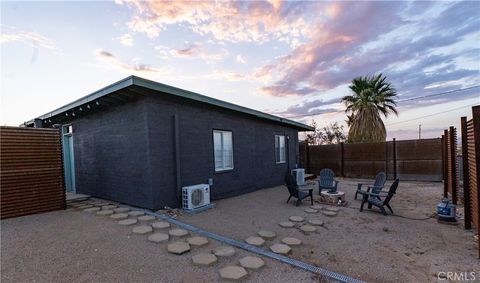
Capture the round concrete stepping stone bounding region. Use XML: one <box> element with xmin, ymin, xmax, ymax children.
<box><xmin>83</xmin><ymin>207</ymin><xmax>100</xmax><ymax>213</ymax></box>
<box><xmin>281</xmin><ymin>237</ymin><xmax>302</xmax><ymax>246</ymax></box>
<box><xmin>152</xmin><ymin>221</ymin><xmax>170</xmax><ymax>229</ymax></box>
<box><xmin>270</xmin><ymin>244</ymin><xmax>291</xmax><ymax>255</ymax></box>
<box><xmin>257</xmin><ymin>230</ymin><xmax>276</xmax><ymax>239</ymax></box>
<box><xmin>96</xmin><ymin>210</ymin><xmax>114</xmax><ymax>216</ymax></box>
<box><xmin>239</xmin><ymin>256</ymin><xmax>265</xmax><ymax>270</ymax></box>
<box><xmin>310</xmin><ymin>205</ymin><xmax>323</xmax><ymax>210</ymax></box>
<box><xmin>78</xmin><ymin>205</ymin><xmax>93</xmax><ymax>209</ymax></box>
<box><xmin>167</xmin><ymin>241</ymin><xmax>190</xmax><ymax>255</ymax></box>
<box><xmin>132</xmin><ymin>225</ymin><xmax>153</xmax><ymax>235</ymax></box>
<box><xmin>110</xmin><ymin>213</ymin><xmax>129</xmax><ymax>220</ymax></box>
<box><xmin>138</xmin><ymin>215</ymin><xmax>156</xmax><ymax>222</ymax></box>
<box><xmin>94</xmin><ymin>202</ymin><xmax>110</xmax><ymax>207</ymax></box>
<box><xmin>128</xmin><ymin>211</ymin><xmax>145</xmax><ymax>217</ymax></box>
<box><xmin>325</xmin><ymin>206</ymin><xmax>340</xmax><ymax>212</ymax></box>
<box><xmin>102</xmin><ymin>205</ymin><xmax>117</xmax><ymax>210</ymax></box>
<box><xmin>148</xmin><ymin>233</ymin><xmax>169</xmax><ymax>243</ymax></box>
<box><xmin>219</xmin><ymin>266</ymin><xmax>248</xmax><ymax>281</ymax></box>
<box><xmin>308</xmin><ymin>219</ymin><xmax>324</xmax><ymax>226</ymax></box>
<box><xmin>299</xmin><ymin>225</ymin><xmax>316</xmax><ymax>232</ymax></box>
<box><xmin>169</xmin><ymin>228</ymin><xmax>189</xmax><ymax>237</ymax></box>
<box><xmin>245</xmin><ymin>236</ymin><xmax>265</xmax><ymax>246</ymax></box>
<box><xmin>118</xmin><ymin>218</ymin><xmax>137</xmax><ymax>226</ymax></box>
<box><xmin>278</xmin><ymin>221</ymin><xmax>295</xmax><ymax>228</ymax></box>
<box><xmin>289</xmin><ymin>216</ymin><xmax>305</xmax><ymax>222</ymax></box>
<box><xmin>113</xmin><ymin>207</ymin><xmax>130</xmax><ymax>213</ymax></box>
<box><xmin>304</xmin><ymin>208</ymin><xmax>318</xmax><ymax>214</ymax></box>
<box><xmin>213</xmin><ymin>246</ymin><xmax>236</xmax><ymax>257</ymax></box>
<box><xmin>322</xmin><ymin>211</ymin><xmax>338</xmax><ymax>217</ymax></box>
<box><xmin>192</xmin><ymin>253</ymin><xmax>217</xmax><ymax>266</ymax></box>
<box><xmin>187</xmin><ymin>236</ymin><xmax>209</xmax><ymax>247</ymax></box>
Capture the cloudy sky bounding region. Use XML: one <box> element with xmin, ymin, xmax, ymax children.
<box><xmin>1</xmin><ymin>1</ymin><xmax>479</xmax><ymax>140</ymax></box>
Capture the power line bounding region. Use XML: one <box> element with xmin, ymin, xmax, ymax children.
<box><xmin>396</xmin><ymin>85</ymin><xmax>480</xmax><ymax>102</ymax></box>
<box><xmin>285</xmin><ymin>85</ymin><xmax>479</xmax><ymax>119</ymax></box>
<box><xmin>385</xmin><ymin>103</ymin><xmax>478</xmax><ymax>126</ymax></box>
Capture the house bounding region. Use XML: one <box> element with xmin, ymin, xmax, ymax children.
<box><xmin>25</xmin><ymin>76</ymin><xmax>313</xmax><ymax>210</ymax></box>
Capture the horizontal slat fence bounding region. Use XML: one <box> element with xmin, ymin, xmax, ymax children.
<box><xmin>300</xmin><ymin>138</ymin><xmax>443</xmax><ymax>181</ymax></box>
<box><xmin>1</xmin><ymin>126</ymin><xmax>65</xmax><ymax>219</ymax></box>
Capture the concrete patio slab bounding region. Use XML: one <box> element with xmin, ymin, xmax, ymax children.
<box><xmin>219</xmin><ymin>266</ymin><xmax>248</xmax><ymax>280</ymax></box>
<box><xmin>239</xmin><ymin>256</ymin><xmax>265</xmax><ymax>270</ymax></box>
<box><xmin>167</xmin><ymin>242</ymin><xmax>190</xmax><ymax>255</ymax></box>
<box><xmin>192</xmin><ymin>253</ymin><xmax>217</xmax><ymax>266</ymax></box>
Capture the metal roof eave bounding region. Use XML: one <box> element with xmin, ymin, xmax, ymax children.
<box><xmin>25</xmin><ymin>75</ymin><xmax>314</xmax><ymax>131</ymax></box>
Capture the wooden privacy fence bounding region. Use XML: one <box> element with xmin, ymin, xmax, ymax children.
<box><xmin>442</xmin><ymin>126</ymin><xmax>459</xmax><ymax>204</ymax></box>
<box><xmin>460</xmin><ymin>106</ymin><xmax>480</xmax><ymax>258</ymax></box>
<box><xmin>300</xmin><ymin>138</ymin><xmax>443</xmax><ymax>181</ymax></box>
<box><xmin>0</xmin><ymin>126</ymin><xmax>65</xmax><ymax>219</ymax></box>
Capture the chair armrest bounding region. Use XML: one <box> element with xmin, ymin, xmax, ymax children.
<box><xmin>367</xmin><ymin>185</ymin><xmax>384</xmax><ymax>189</ymax></box>
<box><xmin>364</xmin><ymin>191</ymin><xmax>389</xmax><ymax>197</ymax></box>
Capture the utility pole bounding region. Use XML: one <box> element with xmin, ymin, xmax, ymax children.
<box><xmin>419</xmin><ymin>124</ymin><xmax>421</xmax><ymax>139</ymax></box>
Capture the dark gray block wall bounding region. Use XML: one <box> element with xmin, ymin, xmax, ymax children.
<box><xmin>71</xmin><ymin>94</ymin><xmax>300</xmax><ymax>210</ymax></box>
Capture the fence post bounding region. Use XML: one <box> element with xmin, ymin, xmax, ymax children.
<box><xmin>443</xmin><ymin>130</ymin><xmax>449</xmax><ymax>198</ymax></box>
<box><xmin>385</xmin><ymin>140</ymin><xmax>389</xmax><ymax>179</ymax></box>
<box><xmin>449</xmin><ymin>126</ymin><xmax>458</xmax><ymax>204</ymax></box>
<box><xmin>393</xmin><ymin>138</ymin><xmax>397</xmax><ymax>180</ymax></box>
<box><xmin>340</xmin><ymin>142</ymin><xmax>345</xmax><ymax>177</ymax></box>
<box><xmin>305</xmin><ymin>141</ymin><xmax>310</xmax><ymax>173</ymax></box>
<box><xmin>471</xmin><ymin>106</ymin><xmax>480</xmax><ymax>259</ymax></box>
<box><xmin>461</xmin><ymin>117</ymin><xmax>472</xmax><ymax>229</ymax></box>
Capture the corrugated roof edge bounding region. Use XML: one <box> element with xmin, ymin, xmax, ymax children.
<box><xmin>25</xmin><ymin>75</ymin><xmax>314</xmax><ymax>131</ymax></box>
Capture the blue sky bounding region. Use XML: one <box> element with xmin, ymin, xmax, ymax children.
<box><xmin>1</xmin><ymin>1</ymin><xmax>479</xmax><ymax>140</ymax></box>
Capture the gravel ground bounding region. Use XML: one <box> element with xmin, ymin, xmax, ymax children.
<box><xmin>1</xmin><ymin>179</ymin><xmax>478</xmax><ymax>283</ymax></box>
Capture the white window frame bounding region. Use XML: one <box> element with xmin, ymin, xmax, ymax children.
<box><xmin>213</xmin><ymin>130</ymin><xmax>234</xmax><ymax>172</ymax></box>
<box><xmin>275</xmin><ymin>135</ymin><xmax>286</xmax><ymax>164</ymax></box>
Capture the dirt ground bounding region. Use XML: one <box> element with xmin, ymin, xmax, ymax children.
<box><xmin>1</xmin><ymin>179</ymin><xmax>479</xmax><ymax>282</ymax></box>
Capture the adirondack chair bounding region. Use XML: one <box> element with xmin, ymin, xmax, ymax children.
<box><xmin>318</xmin><ymin>168</ymin><xmax>339</xmax><ymax>194</ymax></box>
<box><xmin>354</xmin><ymin>172</ymin><xmax>387</xmax><ymax>200</ymax></box>
<box><xmin>285</xmin><ymin>174</ymin><xmax>313</xmax><ymax>206</ymax></box>
<box><xmin>359</xmin><ymin>179</ymin><xmax>400</xmax><ymax>215</ymax></box>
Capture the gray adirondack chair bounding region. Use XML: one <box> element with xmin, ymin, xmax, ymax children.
<box><xmin>285</xmin><ymin>174</ymin><xmax>313</xmax><ymax>206</ymax></box>
<box><xmin>359</xmin><ymin>179</ymin><xmax>400</xmax><ymax>215</ymax></box>
<box><xmin>318</xmin><ymin>168</ymin><xmax>338</xmax><ymax>194</ymax></box>
<box><xmin>354</xmin><ymin>172</ymin><xmax>387</xmax><ymax>200</ymax></box>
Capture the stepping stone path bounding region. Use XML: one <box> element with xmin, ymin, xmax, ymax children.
<box><xmin>310</xmin><ymin>205</ymin><xmax>323</xmax><ymax>210</ymax></box>
<box><xmin>325</xmin><ymin>206</ymin><xmax>340</xmax><ymax>212</ymax></box>
<box><xmin>168</xmin><ymin>242</ymin><xmax>190</xmax><ymax>255</ymax></box>
<box><xmin>118</xmin><ymin>218</ymin><xmax>137</xmax><ymax>226</ymax></box>
<box><xmin>128</xmin><ymin>211</ymin><xmax>145</xmax><ymax>217</ymax></box>
<box><xmin>322</xmin><ymin>211</ymin><xmax>338</xmax><ymax>217</ymax></box>
<box><xmin>282</xmin><ymin>237</ymin><xmax>302</xmax><ymax>246</ymax></box>
<box><xmin>308</xmin><ymin>219</ymin><xmax>324</xmax><ymax>226</ymax></box>
<box><xmin>239</xmin><ymin>256</ymin><xmax>265</xmax><ymax>270</ymax></box>
<box><xmin>96</xmin><ymin>210</ymin><xmax>114</xmax><ymax>216</ymax></box>
<box><xmin>192</xmin><ymin>253</ymin><xmax>217</xmax><ymax>266</ymax></box>
<box><xmin>138</xmin><ymin>215</ymin><xmax>156</xmax><ymax>222</ymax></box>
<box><xmin>213</xmin><ymin>246</ymin><xmax>236</xmax><ymax>257</ymax></box>
<box><xmin>102</xmin><ymin>205</ymin><xmax>117</xmax><ymax>210</ymax></box>
<box><xmin>152</xmin><ymin>221</ymin><xmax>170</xmax><ymax>229</ymax></box>
<box><xmin>304</xmin><ymin>208</ymin><xmax>318</xmax><ymax>214</ymax></box>
<box><xmin>299</xmin><ymin>225</ymin><xmax>316</xmax><ymax>233</ymax></box>
<box><xmin>219</xmin><ymin>266</ymin><xmax>248</xmax><ymax>281</ymax></box>
<box><xmin>257</xmin><ymin>230</ymin><xmax>276</xmax><ymax>240</ymax></box>
<box><xmin>270</xmin><ymin>244</ymin><xmax>291</xmax><ymax>255</ymax></box>
<box><xmin>132</xmin><ymin>225</ymin><xmax>153</xmax><ymax>235</ymax></box>
<box><xmin>83</xmin><ymin>207</ymin><xmax>100</xmax><ymax>213</ymax></box>
<box><xmin>245</xmin><ymin>236</ymin><xmax>265</xmax><ymax>246</ymax></box>
<box><xmin>279</xmin><ymin>221</ymin><xmax>295</xmax><ymax>228</ymax></box>
<box><xmin>289</xmin><ymin>216</ymin><xmax>305</xmax><ymax>222</ymax></box>
<box><xmin>113</xmin><ymin>207</ymin><xmax>130</xmax><ymax>213</ymax></box>
<box><xmin>148</xmin><ymin>233</ymin><xmax>169</xmax><ymax>243</ymax></box>
<box><xmin>110</xmin><ymin>213</ymin><xmax>129</xmax><ymax>220</ymax></box>
<box><xmin>187</xmin><ymin>236</ymin><xmax>209</xmax><ymax>247</ymax></box>
<box><xmin>169</xmin><ymin>228</ymin><xmax>189</xmax><ymax>237</ymax></box>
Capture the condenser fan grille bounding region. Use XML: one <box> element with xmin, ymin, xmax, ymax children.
<box><xmin>191</xmin><ymin>188</ymin><xmax>204</xmax><ymax>206</ymax></box>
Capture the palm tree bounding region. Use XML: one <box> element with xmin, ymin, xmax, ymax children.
<box><xmin>342</xmin><ymin>73</ymin><xmax>398</xmax><ymax>143</ymax></box>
